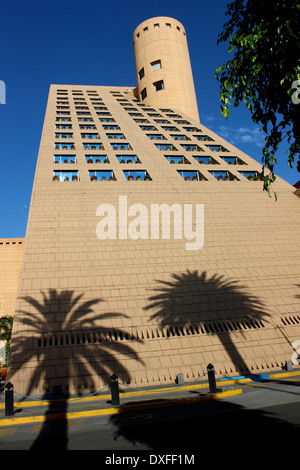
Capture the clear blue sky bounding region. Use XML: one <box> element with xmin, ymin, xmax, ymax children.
<box><xmin>1</xmin><ymin>0</ymin><xmax>299</xmax><ymax>238</ymax></box>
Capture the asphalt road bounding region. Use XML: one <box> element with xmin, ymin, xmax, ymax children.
<box><xmin>1</xmin><ymin>376</ymin><xmax>300</xmax><ymax>456</ymax></box>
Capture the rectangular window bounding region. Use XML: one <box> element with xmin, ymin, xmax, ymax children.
<box><xmin>86</xmin><ymin>155</ymin><xmax>109</xmax><ymax>164</ymax></box>
<box><xmin>116</xmin><ymin>155</ymin><xmax>140</xmax><ymax>164</ymax></box>
<box><xmin>154</xmin><ymin>80</ymin><xmax>164</xmax><ymax>92</ymax></box>
<box><xmin>54</xmin><ymin>155</ymin><xmax>76</xmax><ymax>164</ymax></box>
<box><xmin>123</xmin><ymin>170</ymin><xmax>151</xmax><ymax>181</ymax></box>
<box><xmin>138</xmin><ymin>67</ymin><xmax>145</xmax><ymax>80</ymax></box>
<box><xmin>53</xmin><ymin>170</ymin><xmax>79</xmax><ymax>182</ymax></box>
<box><xmin>151</xmin><ymin>60</ymin><xmax>162</xmax><ymax>71</ymax></box>
<box><xmin>89</xmin><ymin>170</ymin><xmax>115</xmax><ymax>181</ymax></box>
<box><xmin>178</xmin><ymin>170</ymin><xmax>207</xmax><ymax>182</ymax></box>
<box><xmin>154</xmin><ymin>23</ymin><xmax>160</xmax><ymax>28</ymax></box>
<box><xmin>141</xmin><ymin>88</ymin><xmax>147</xmax><ymax>100</ymax></box>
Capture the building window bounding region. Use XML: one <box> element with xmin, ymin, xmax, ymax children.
<box><xmin>209</xmin><ymin>170</ymin><xmax>239</xmax><ymax>181</ymax></box>
<box><xmin>178</xmin><ymin>170</ymin><xmax>207</xmax><ymax>181</ymax></box>
<box><xmin>123</xmin><ymin>170</ymin><xmax>151</xmax><ymax>181</ymax></box>
<box><xmin>180</xmin><ymin>144</ymin><xmax>203</xmax><ymax>152</ymax></box>
<box><xmin>141</xmin><ymin>88</ymin><xmax>147</xmax><ymax>101</ymax></box>
<box><xmin>55</xmin><ymin>132</ymin><xmax>73</xmax><ymax>139</ymax></box>
<box><xmin>193</xmin><ymin>156</ymin><xmax>218</xmax><ymax>165</ymax></box>
<box><xmin>165</xmin><ymin>155</ymin><xmax>190</xmax><ymax>164</ymax></box>
<box><xmin>110</xmin><ymin>142</ymin><xmax>132</xmax><ymax>151</ymax></box>
<box><xmin>154</xmin><ymin>23</ymin><xmax>160</xmax><ymax>28</ymax></box>
<box><xmin>106</xmin><ymin>133</ymin><xmax>126</xmax><ymax>140</ymax></box>
<box><xmin>89</xmin><ymin>170</ymin><xmax>115</xmax><ymax>181</ymax></box>
<box><xmin>116</xmin><ymin>155</ymin><xmax>141</xmax><ymax>164</ymax></box>
<box><xmin>153</xmin><ymin>80</ymin><xmax>164</xmax><ymax>92</ymax></box>
<box><xmin>55</xmin><ymin>142</ymin><xmax>75</xmax><ymax>150</ymax></box>
<box><xmin>143</xmin><ymin>27</ymin><xmax>148</xmax><ymax>33</ymax></box>
<box><xmin>54</xmin><ymin>155</ymin><xmax>76</xmax><ymax>164</ymax></box>
<box><xmin>147</xmin><ymin>133</ymin><xmax>166</xmax><ymax>141</ymax></box>
<box><xmin>81</xmin><ymin>133</ymin><xmax>100</xmax><ymax>139</ymax></box>
<box><xmin>86</xmin><ymin>155</ymin><xmax>109</xmax><ymax>164</ymax></box>
<box><xmin>151</xmin><ymin>60</ymin><xmax>162</xmax><ymax>71</ymax></box>
<box><xmin>221</xmin><ymin>156</ymin><xmax>246</xmax><ymax>165</ymax></box>
<box><xmin>166</xmin><ymin>23</ymin><xmax>171</xmax><ymax>28</ymax></box>
<box><xmin>206</xmin><ymin>144</ymin><xmax>229</xmax><ymax>152</ymax></box>
<box><xmin>155</xmin><ymin>143</ymin><xmax>177</xmax><ymax>151</ymax></box>
<box><xmin>84</xmin><ymin>143</ymin><xmax>104</xmax><ymax>150</ymax></box>
<box><xmin>138</xmin><ymin>67</ymin><xmax>145</xmax><ymax>80</ymax></box>
<box><xmin>239</xmin><ymin>171</ymin><xmax>262</xmax><ymax>181</ymax></box>
<box><xmin>53</xmin><ymin>171</ymin><xmax>79</xmax><ymax>182</ymax></box>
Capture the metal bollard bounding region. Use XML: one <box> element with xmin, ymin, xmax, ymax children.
<box><xmin>207</xmin><ymin>363</ymin><xmax>217</xmax><ymax>394</ymax></box>
<box><xmin>110</xmin><ymin>373</ymin><xmax>120</xmax><ymax>406</ymax></box>
<box><xmin>5</xmin><ymin>382</ymin><xmax>14</xmax><ymax>416</ymax></box>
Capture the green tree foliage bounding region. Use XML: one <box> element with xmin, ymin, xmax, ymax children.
<box><xmin>0</xmin><ymin>316</ymin><xmax>13</xmax><ymax>365</ymax></box>
<box><xmin>215</xmin><ymin>0</ymin><xmax>300</xmax><ymax>198</ymax></box>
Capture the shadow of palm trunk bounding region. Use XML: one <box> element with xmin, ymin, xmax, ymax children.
<box><xmin>30</xmin><ymin>387</ymin><xmax>69</xmax><ymax>450</ymax></box>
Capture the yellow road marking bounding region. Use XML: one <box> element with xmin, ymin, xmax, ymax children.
<box><xmin>0</xmin><ymin>388</ymin><xmax>242</xmax><ymax>427</ymax></box>
<box><xmin>0</xmin><ymin>378</ymin><xmax>250</xmax><ymax>410</ymax></box>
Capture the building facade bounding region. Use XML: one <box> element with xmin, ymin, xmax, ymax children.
<box><xmin>0</xmin><ymin>239</ymin><xmax>24</xmax><ymax>320</ymax></box>
<box><xmin>7</xmin><ymin>18</ymin><xmax>300</xmax><ymax>396</ymax></box>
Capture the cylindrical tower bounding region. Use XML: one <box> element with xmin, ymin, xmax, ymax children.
<box><xmin>133</xmin><ymin>17</ymin><xmax>200</xmax><ymax>122</ymax></box>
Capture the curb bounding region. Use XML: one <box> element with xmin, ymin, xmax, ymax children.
<box><xmin>0</xmin><ymin>388</ymin><xmax>243</xmax><ymax>427</ymax></box>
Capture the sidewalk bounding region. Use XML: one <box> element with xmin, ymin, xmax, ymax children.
<box><xmin>1</xmin><ymin>368</ymin><xmax>299</xmax><ymax>427</ymax></box>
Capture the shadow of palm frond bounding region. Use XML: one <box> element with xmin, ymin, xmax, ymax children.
<box><xmin>145</xmin><ymin>270</ymin><xmax>269</xmax><ymax>373</ymax></box>
<box><xmin>10</xmin><ymin>289</ymin><xmax>143</xmax><ymax>395</ymax></box>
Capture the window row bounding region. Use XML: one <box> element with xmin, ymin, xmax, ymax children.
<box><xmin>52</xmin><ymin>170</ymin><xmax>152</xmax><ymax>182</ymax></box>
<box><xmin>54</xmin><ymin>155</ymin><xmax>141</xmax><ymax>164</ymax></box>
<box><xmin>54</xmin><ymin>142</ymin><xmax>133</xmax><ymax>151</ymax></box>
<box><xmin>53</xmin><ymin>153</ymin><xmax>246</xmax><ymax>167</ymax></box>
<box><xmin>135</xmin><ymin>22</ymin><xmax>185</xmax><ymax>39</ymax></box>
<box><xmin>52</xmin><ymin>169</ymin><xmax>261</xmax><ymax>183</ymax></box>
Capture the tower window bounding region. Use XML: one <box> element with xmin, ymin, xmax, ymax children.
<box><xmin>154</xmin><ymin>80</ymin><xmax>164</xmax><ymax>92</ymax></box>
<box><xmin>154</xmin><ymin>23</ymin><xmax>160</xmax><ymax>28</ymax></box>
<box><xmin>143</xmin><ymin>27</ymin><xmax>148</xmax><ymax>32</ymax></box>
<box><xmin>141</xmin><ymin>88</ymin><xmax>147</xmax><ymax>100</ymax></box>
<box><xmin>138</xmin><ymin>67</ymin><xmax>145</xmax><ymax>80</ymax></box>
<box><xmin>166</xmin><ymin>23</ymin><xmax>171</xmax><ymax>28</ymax></box>
<box><xmin>151</xmin><ymin>60</ymin><xmax>162</xmax><ymax>71</ymax></box>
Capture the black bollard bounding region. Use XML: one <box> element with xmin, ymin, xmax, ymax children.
<box><xmin>207</xmin><ymin>363</ymin><xmax>217</xmax><ymax>394</ymax></box>
<box><xmin>110</xmin><ymin>373</ymin><xmax>120</xmax><ymax>406</ymax></box>
<box><xmin>5</xmin><ymin>382</ymin><xmax>14</xmax><ymax>416</ymax></box>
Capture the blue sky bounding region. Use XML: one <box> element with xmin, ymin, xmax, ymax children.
<box><xmin>1</xmin><ymin>0</ymin><xmax>299</xmax><ymax>238</ymax></box>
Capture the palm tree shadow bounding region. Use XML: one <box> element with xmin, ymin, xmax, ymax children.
<box><xmin>8</xmin><ymin>289</ymin><xmax>144</xmax><ymax>450</ymax></box>
<box><xmin>145</xmin><ymin>270</ymin><xmax>270</xmax><ymax>375</ymax></box>
<box><xmin>111</xmin><ymin>396</ymin><xmax>300</xmax><ymax>450</ymax></box>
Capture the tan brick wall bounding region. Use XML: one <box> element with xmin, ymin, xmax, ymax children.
<box><xmin>0</xmin><ymin>239</ymin><xmax>24</xmax><ymax>318</ymax></box>
<box><xmin>7</xmin><ymin>84</ymin><xmax>300</xmax><ymax>396</ymax></box>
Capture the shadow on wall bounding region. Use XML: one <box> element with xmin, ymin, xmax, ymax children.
<box><xmin>7</xmin><ymin>289</ymin><xmax>144</xmax><ymax>450</ymax></box>
<box><xmin>145</xmin><ymin>270</ymin><xmax>270</xmax><ymax>374</ymax></box>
